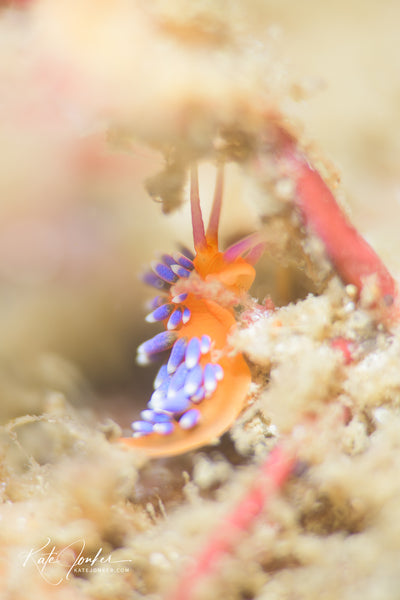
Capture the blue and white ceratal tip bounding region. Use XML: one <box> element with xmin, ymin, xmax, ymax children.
<box><xmin>132</xmin><ymin>334</ymin><xmax>224</xmax><ymax>437</ymax></box>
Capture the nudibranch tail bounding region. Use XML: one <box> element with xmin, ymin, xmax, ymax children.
<box><xmin>119</xmin><ymin>166</ymin><xmax>263</xmax><ymax>457</ymax></box>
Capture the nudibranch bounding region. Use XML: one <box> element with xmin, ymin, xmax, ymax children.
<box><xmin>120</xmin><ymin>166</ymin><xmax>264</xmax><ymax>456</ymax></box>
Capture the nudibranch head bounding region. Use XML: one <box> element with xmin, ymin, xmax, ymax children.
<box><xmin>194</xmin><ymin>248</ymin><xmax>256</xmax><ymax>296</ymax></box>
<box><xmin>119</xmin><ymin>165</ymin><xmax>264</xmax><ymax>457</ymax></box>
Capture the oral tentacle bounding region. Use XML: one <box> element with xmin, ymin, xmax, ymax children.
<box><xmin>243</xmin><ymin>242</ymin><xmax>266</xmax><ymax>266</ymax></box>
<box><xmin>223</xmin><ymin>232</ymin><xmax>264</xmax><ymax>263</ymax></box>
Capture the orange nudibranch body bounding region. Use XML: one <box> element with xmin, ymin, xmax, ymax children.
<box><xmin>119</xmin><ymin>167</ymin><xmax>261</xmax><ymax>457</ymax></box>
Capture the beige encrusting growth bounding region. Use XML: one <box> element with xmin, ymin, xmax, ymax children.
<box><xmin>0</xmin><ymin>1</ymin><xmax>400</xmax><ymax>599</ymax></box>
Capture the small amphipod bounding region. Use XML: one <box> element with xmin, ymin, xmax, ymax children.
<box><xmin>120</xmin><ymin>166</ymin><xmax>265</xmax><ymax>456</ymax></box>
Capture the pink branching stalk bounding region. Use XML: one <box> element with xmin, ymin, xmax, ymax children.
<box><xmin>263</xmin><ymin>124</ymin><xmax>398</xmax><ymax>316</ymax></box>
<box><xmin>168</xmin><ymin>444</ymin><xmax>295</xmax><ymax>600</ymax></box>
